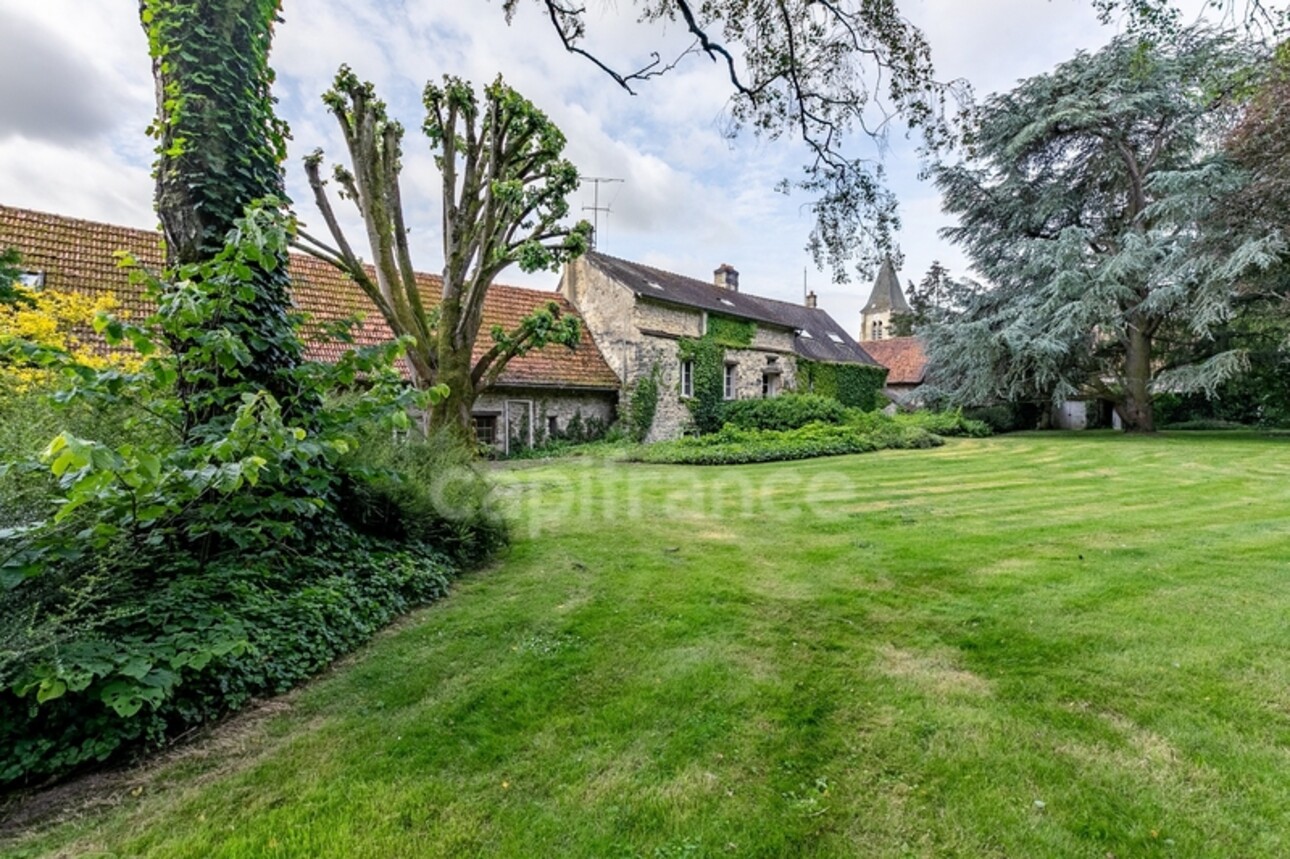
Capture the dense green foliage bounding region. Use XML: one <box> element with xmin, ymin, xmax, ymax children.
<box><xmin>797</xmin><ymin>360</ymin><xmax>888</xmax><ymax>410</ymax></box>
<box><xmin>929</xmin><ymin>28</ymin><xmax>1282</xmax><ymax>432</ymax></box>
<box><xmin>633</xmin><ymin>407</ymin><xmax>988</xmax><ymax>465</ymax></box>
<box><xmin>631</xmin><ymin>421</ymin><xmax>942</xmax><ymax>465</ymax></box>
<box><xmin>0</xmin><ymin>538</ymin><xmax>456</xmax><ymax>785</ymax></box>
<box><xmin>300</xmin><ymin>67</ymin><xmax>590</xmax><ymax>437</ymax></box>
<box><xmin>706</xmin><ymin>314</ymin><xmax>756</xmax><ymax>348</ymax></box>
<box><xmin>720</xmin><ymin>393</ymin><xmax>849</xmax><ymax>431</ymax></box>
<box><xmin>0</xmin><ymin>211</ymin><xmax>498</xmax><ymax>788</ymax></box>
<box><xmin>675</xmin><ymin>315</ymin><xmax>759</xmax><ymax>435</ymax></box>
<box><xmin>677</xmin><ymin>336</ymin><xmax>728</xmax><ymax>435</ymax></box>
<box><xmin>141</xmin><ymin>0</ymin><xmax>304</xmax><ymax>412</ymax></box>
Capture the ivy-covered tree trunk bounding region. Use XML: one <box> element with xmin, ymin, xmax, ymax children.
<box><xmin>141</xmin><ymin>0</ymin><xmax>305</xmax><ymax>420</ymax></box>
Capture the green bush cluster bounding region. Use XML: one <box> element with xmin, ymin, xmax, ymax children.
<box><xmin>0</xmin><ymin>537</ymin><xmax>455</xmax><ymax>784</ymax></box>
<box><xmin>721</xmin><ymin>393</ymin><xmax>849</xmax><ymax>431</ymax></box>
<box><xmin>962</xmin><ymin>403</ymin><xmax>1043</xmax><ymax>433</ymax></box>
<box><xmin>0</xmin><ymin>209</ymin><xmax>502</xmax><ymax>787</ymax></box>
<box><xmin>630</xmin><ymin>421</ymin><xmax>942</xmax><ymax>466</ymax></box>
<box><xmin>893</xmin><ymin>408</ymin><xmax>992</xmax><ymax>438</ymax></box>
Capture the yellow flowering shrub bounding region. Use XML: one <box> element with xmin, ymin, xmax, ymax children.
<box><xmin>0</xmin><ymin>285</ymin><xmax>143</xmax><ymax>391</ymax></box>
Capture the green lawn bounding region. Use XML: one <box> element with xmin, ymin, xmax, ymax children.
<box><xmin>6</xmin><ymin>432</ymin><xmax>1290</xmax><ymax>858</ymax></box>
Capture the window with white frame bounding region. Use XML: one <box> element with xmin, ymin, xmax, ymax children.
<box><xmin>680</xmin><ymin>359</ymin><xmax>694</xmax><ymax>398</ymax></box>
<box><xmin>871</xmin><ymin>320</ymin><xmax>884</xmax><ymax>341</ymax></box>
<box><xmin>723</xmin><ymin>363</ymin><xmax>736</xmax><ymax>399</ymax></box>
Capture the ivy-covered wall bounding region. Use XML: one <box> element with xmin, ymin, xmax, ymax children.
<box><xmin>678</xmin><ymin>314</ymin><xmax>756</xmax><ymax>434</ymax></box>
<box><xmin>798</xmin><ymin>361</ymin><xmax>888</xmax><ymax>411</ymax></box>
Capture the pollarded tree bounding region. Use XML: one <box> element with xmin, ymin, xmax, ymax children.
<box><xmin>928</xmin><ymin>28</ymin><xmax>1284</xmax><ymax>432</ymax></box>
<box><xmin>298</xmin><ymin>67</ymin><xmax>591</xmax><ymax>437</ymax></box>
<box><xmin>140</xmin><ymin>0</ymin><xmax>306</xmax><ymax>422</ymax></box>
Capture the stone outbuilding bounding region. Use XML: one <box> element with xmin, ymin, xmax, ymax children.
<box><xmin>559</xmin><ymin>252</ymin><xmax>880</xmax><ymax>441</ymax></box>
<box><xmin>0</xmin><ymin>204</ymin><xmax>620</xmax><ymax>454</ymax></box>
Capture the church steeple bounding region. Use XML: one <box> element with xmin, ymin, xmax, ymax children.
<box><xmin>859</xmin><ymin>257</ymin><xmax>910</xmax><ymax>342</ymax></box>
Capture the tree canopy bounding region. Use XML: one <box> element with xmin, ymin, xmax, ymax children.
<box><xmin>299</xmin><ymin>67</ymin><xmax>591</xmax><ymax>437</ymax></box>
<box><xmin>925</xmin><ymin>27</ymin><xmax>1284</xmax><ymax>432</ymax></box>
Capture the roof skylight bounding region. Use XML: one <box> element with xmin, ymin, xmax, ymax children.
<box><xmin>800</xmin><ymin>330</ymin><xmax>813</xmax><ymax>339</ymax></box>
<box><xmin>719</xmin><ymin>298</ymin><xmax>735</xmax><ymax>306</ymax></box>
<box><xmin>827</xmin><ymin>333</ymin><xmax>844</xmax><ymax>343</ymax></box>
<box><xmin>646</xmin><ymin>280</ymin><xmax>664</xmax><ymax>290</ymax></box>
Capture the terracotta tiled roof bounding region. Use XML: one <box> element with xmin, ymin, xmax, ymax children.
<box><xmin>0</xmin><ymin>204</ymin><xmax>619</xmax><ymax>391</ymax></box>
<box><xmin>860</xmin><ymin>336</ymin><xmax>928</xmax><ymax>386</ymax></box>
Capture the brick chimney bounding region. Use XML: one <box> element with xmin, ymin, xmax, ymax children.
<box><xmin>714</xmin><ymin>263</ymin><xmax>739</xmax><ymax>291</ymax></box>
<box><xmin>805</xmin><ymin>290</ymin><xmax>817</xmax><ymax>308</ymax></box>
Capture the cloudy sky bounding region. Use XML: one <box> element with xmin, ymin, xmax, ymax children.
<box><xmin>0</xmin><ymin>0</ymin><xmax>1215</xmax><ymax>333</ymax></box>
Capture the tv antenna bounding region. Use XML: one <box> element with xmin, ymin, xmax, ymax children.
<box><xmin>582</xmin><ymin>177</ymin><xmax>624</xmax><ymax>250</ymax></box>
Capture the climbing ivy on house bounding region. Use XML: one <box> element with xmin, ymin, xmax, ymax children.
<box><xmin>706</xmin><ymin>314</ymin><xmax>755</xmax><ymax>348</ymax></box>
<box><xmin>678</xmin><ymin>336</ymin><xmax>726</xmax><ymax>434</ymax></box>
<box><xmin>624</xmin><ymin>362</ymin><xmax>661</xmax><ymax>442</ymax></box>
<box><xmin>798</xmin><ymin>360</ymin><xmax>888</xmax><ymax>410</ymax></box>
<box><xmin>678</xmin><ymin>312</ymin><xmax>753</xmax><ymax>434</ymax></box>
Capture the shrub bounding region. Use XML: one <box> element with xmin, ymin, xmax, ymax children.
<box><xmin>338</xmin><ymin>424</ymin><xmax>506</xmax><ymax>566</ymax></box>
<box><xmin>631</xmin><ymin>420</ymin><xmax>942</xmax><ymax>465</ymax></box>
<box><xmin>962</xmin><ymin>404</ymin><xmax>1039</xmax><ymax>433</ymax></box>
<box><xmin>894</xmin><ymin>409</ymin><xmax>992</xmax><ymax>438</ymax></box>
<box><xmin>721</xmin><ymin>393</ymin><xmax>849</xmax><ymax>431</ymax></box>
<box><xmin>0</xmin><ymin>537</ymin><xmax>456</xmax><ymax>786</ymax></box>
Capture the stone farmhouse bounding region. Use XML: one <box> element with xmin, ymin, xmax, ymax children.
<box><xmin>2</xmin><ymin>204</ymin><xmax>885</xmax><ymax>448</ymax></box>
<box><xmin>560</xmin><ymin>252</ymin><xmax>881</xmax><ymax>441</ymax></box>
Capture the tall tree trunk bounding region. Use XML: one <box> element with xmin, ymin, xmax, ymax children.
<box><xmin>142</xmin><ymin>0</ymin><xmax>305</xmax><ymax>421</ymax></box>
<box><xmin>1118</xmin><ymin>319</ymin><xmax>1156</xmax><ymax>432</ymax></box>
<box><xmin>428</xmin><ymin>296</ymin><xmax>477</xmax><ymax>440</ymax></box>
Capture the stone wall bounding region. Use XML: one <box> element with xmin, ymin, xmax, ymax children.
<box><xmin>473</xmin><ymin>386</ymin><xmax>617</xmax><ymax>453</ymax></box>
<box><xmin>634</xmin><ymin>299</ymin><xmax>703</xmax><ymax>338</ymax></box>
<box><xmin>724</xmin><ymin>347</ymin><xmax>798</xmax><ymax>401</ymax></box>
<box><xmin>558</xmin><ymin>258</ymin><xmax>636</xmax><ymax>383</ymax></box>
